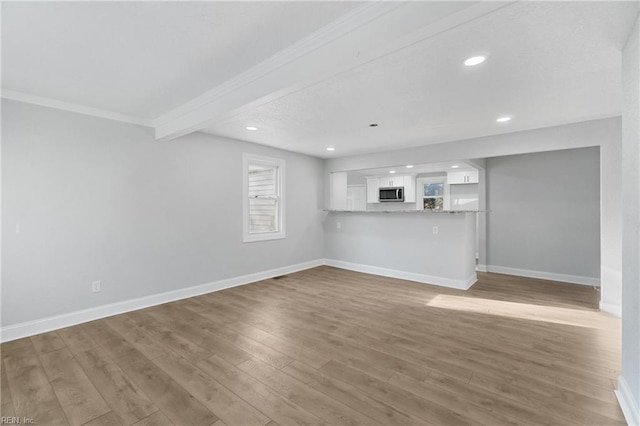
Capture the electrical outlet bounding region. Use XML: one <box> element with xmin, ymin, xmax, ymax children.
<box><xmin>91</xmin><ymin>281</ymin><xmax>101</xmax><ymax>293</ymax></box>
<box><xmin>432</xmin><ymin>226</ymin><xmax>439</xmax><ymax>235</ymax></box>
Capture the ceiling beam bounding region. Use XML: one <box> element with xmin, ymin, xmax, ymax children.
<box><xmin>154</xmin><ymin>1</ymin><xmax>513</xmax><ymax>141</ymax></box>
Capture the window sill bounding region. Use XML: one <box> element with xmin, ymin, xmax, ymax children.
<box><xmin>243</xmin><ymin>232</ymin><xmax>286</xmax><ymax>243</ymax></box>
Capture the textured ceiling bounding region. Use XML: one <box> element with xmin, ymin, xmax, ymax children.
<box><xmin>200</xmin><ymin>1</ymin><xmax>638</xmax><ymax>157</ymax></box>
<box><xmin>2</xmin><ymin>1</ymin><xmax>638</xmax><ymax>158</ymax></box>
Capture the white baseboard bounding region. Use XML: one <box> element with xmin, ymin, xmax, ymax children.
<box><xmin>616</xmin><ymin>375</ymin><xmax>640</xmax><ymax>426</ymax></box>
<box><xmin>476</xmin><ymin>264</ymin><xmax>488</xmax><ymax>272</ymax></box>
<box><xmin>486</xmin><ymin>265</ymin><xmax>600</xmax><ymax>287</ymax></box>
<box><xmin>0</xmin><ymin>259</ymin><xmax>324</xmax><ymax>343</ymax></box>
<box><xmin>324</xmin><ymin>259</ymin><xmax>477</xmax><ymax>290</ymax></box>
<box><xmin>599</xmin><ymin>301</ymin><xmax>622</xmax><ymax>317</ymax></box>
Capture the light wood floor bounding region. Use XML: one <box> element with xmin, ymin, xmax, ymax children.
<box><xmin>0</xmin><ymin>266</ymin><xmax>624</xmax><ymax>426</ymax></box>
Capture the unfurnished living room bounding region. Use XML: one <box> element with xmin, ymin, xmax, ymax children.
<box><xmin>2</xmin><ymin>1</ymin><xmax>640</xmax><ymax>425</ymax></box>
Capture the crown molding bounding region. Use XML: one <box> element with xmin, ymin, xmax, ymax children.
<box><xmin>3</xmin><ymin>1</ymin><xmax>513</xmax><ymax>140</ymax></box>
<box><xmin>1</xmin><ymin>90</ymin><xmax>154</xmax><ymax>127</ymax></box>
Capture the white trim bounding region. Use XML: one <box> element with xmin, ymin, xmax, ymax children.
<box><xmin>154</xmin><ymin>2</ymin><xmax>511</xmax><ymax>141</ymax></box>
<box><xmin>1</xmin><ymin>90</ymin><xmax>153</xmax><ymax>127</ymax></box>
<box><xmin>242</xmin><ymin>153</ymin><xmax>286</xmax><ymax>243</ymax></box>
<box><xmin>599</xmin><ymin>301</ymin><xmax>622</xmax><ymax>317</ymax></box>
<box><xmin>0</xmin><ymin>259</ymin><xmax>323</xmax><ymax>343</ymax></box>
<box><xmin>324</xmin><ymin>259</ymin><xmax>477</xmax><ymax>290</ymax></box>
<box><xmin>486</xmin><ymin>265</ymin><xmax>600</xmax><ymax>287</ymax></box>
<box><xmin>616</xmin><ymin>376</ymin><xmax>640</xmax><ymax>426</ymax></box>
<box><xmin>153</xmin><ymin>2</ymin><xmax>404</xmax><ymax>140</ymax></box>
<box><xmin>476</xmin><ymin>264</ymin><xmax>488</xmax><ymax>272</ymax></box>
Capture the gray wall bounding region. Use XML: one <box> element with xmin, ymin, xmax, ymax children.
<box><xmin>1</xmin><ymin>99</ymin><xmax>325</xmax><ymax>326</ymax></box>
<box><xmin>486</xmin><ymin>147</ymin><xmax>600</xmax><ymax>279</ymax></box>
<box><xmin>621</xmin><ymin>13</ymin><xmax>640</xmax><ymax>417</ymax></box>
<box><xmin>324</xmin><ymin>118</ymin><xmax>621</xmax><ymax>313</ymax></box>
<box><xmin>324</xmin><ymin>212</ymin><xmax>476</xmax><ymax>287</ymax></box>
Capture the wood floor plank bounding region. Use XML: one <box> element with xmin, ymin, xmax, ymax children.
<box><xmin>32</xmin><ymin>406</ymin><xmax>70</xmax><ymax>425</ymax></box>
<box><xmin>320</xmin><ymin>359</ymin><xmax>477</xmax><ymax>425</ymax></box>
<box><xmin>3</xmin><ymin>339</ymin><xmax>63</xmax><ymax>420</ymax></box>
<box><xmin>281</xmin><ymin>360</ymin><xmax>427</xmax><ymax>426</ymax></box>
<box><xmin>237</xmin><ymin>356</ymin><xmax>382</xmax><ymax>426</ymax></box>
<box><xmin>73</xmin><ymin>346</ymin><xmax>158</xmax><ymax>425</ymax></box>
<box><xmin>104</xmin><ymin>316</ymin><xmax>173</xmax><ymax>361</ymax></box>
<box><xmin>31</xmin><ymin>331</ymin><xmax>67</xmax><ymax>354</ymax></box>
<box><xmin>39</xmin><ymin>348</ymin><xmax>111</xmax><ymax>426</ymax></box>
<box><xmin>83</xmin><ymin>411</ymin><xmax>124</xmax><ymax>426</ymax></box>
<box><xmin>152</xmin><ymin>352</ymin><xmax>270</xmax><ymax>426</ymax></box>
<box><xmin>196</xmin><ymin>355</ymin><xmax>323</xmax><ymax>426</ymax></box>
<box><xmin>58</xmin><ymin>326</ymin><xmax>101</xmax><ymax>354</ymax></box>
<box><xmin>113</xmin><ymin>353</ymin><xmax>217</xmax><ymax>426</ymax></box>
<box><xmin>389</xmin><ymin>370</ymin><xmax>564</xmax><ymax>426</ymax></box>
<box><xmin>1</xmin><ymin>356</ymin><xmax>14</xmax><ymax>416</ymax></box>
<box><xmin>131</xmin><ymin>410</ymin><xmax>174</xmax><ymax>426</ymax></box>
<box><xmin>0</xmin><ymin>401</ymin><xmax>15</xmax><ymax>418</ymax></box>
<box><xmin>139</xmin><ymin>305</ymin><xmax>254</xmax><ymax>366</ymax></box>
<box><xmin>125</xmin><ymin>311</ymin><xmax>213</xmax><ymax>363</ymax></box>
<box><xmin>0</xmin><ymin>267</ymin><xmax>623</xmax><ymax>426</ymax></box>
<box><xmin>224</xmin><ymin>321</ymin><xmax>330</xmax><ymax>370</ymax></box>
<box><xmin>469</xmin><ymin>369</ymin><xmax>626</xmax><ymax>425</ymax></box>
<box><xmin>83</xmin><ymin>320</ymin><xmax>217</xmax><ymax>426</ymax></box>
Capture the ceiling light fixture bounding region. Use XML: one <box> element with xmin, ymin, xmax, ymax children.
<box><xmin>464</xmin><ymin>55</ymin><xmax>486</xmax><ymax>66</ymax></box>
<box><xmin>389</xmin><ymin>170</ymin><xmax>396</xmax><ymax>174</ymax></box>
<box><xmin>326</xmin><ymin>146</ymin><xmax>335</xmax><ymax>152</ymax></box>
<box><xmin>451</xmin><ymin>165</ymin><xmax>460</xmax><ymax>169</ymax></box>
<box><xmin>406</xmin><ymin>165</ymin><xmax>414</xmax><ymax>169</ymax></box>
<box><xmin>246</xmin><ymin>126</ymin><xmax>258</xmax><ymax>131</ymax></box>
<box><xmin>496</xmin><ymin>116</ymin><xmax>512</xmax><ymax>123</ymax></box>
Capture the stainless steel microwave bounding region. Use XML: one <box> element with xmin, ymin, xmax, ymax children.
<box><xmin>379</xmin><ymin>186</ymin><xmax>404</xmax><ymax>202</ymax></box>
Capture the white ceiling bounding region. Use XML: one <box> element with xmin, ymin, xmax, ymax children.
<box><xmin>354</xmin><ymin>161</ymin><xmax>475</xmax><ymax>177</ymax></box>
<box><xmin>2</xmin><ymin>1</ymin><xmax>638</xmax><ymax>159</ymax></box>
<box><xmin>1</xmin><ymin>1</ymin><xmax>360</xmax><ymax>118</ymax></box>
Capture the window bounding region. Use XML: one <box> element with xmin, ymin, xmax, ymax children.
<box><xmin>417</xmin><ymin>177</ymin><xmax>447</xmax><ymax>211</ymax></box>
<box><xmin>243</xmin><ymin>153</ymin><xmax>285</xmax><ymax>242</ymax></box>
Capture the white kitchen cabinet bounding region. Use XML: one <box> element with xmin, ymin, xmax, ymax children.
<box><xmin>368</xmin><ymin>175</ymin><xmax>416</xmax><ymax>203</ymax></box>
<box><xmin>447</xmin><ymin>170</ymin><xmax>479</xmax><ymax>185</ymax></box>
<box><xmin>347</xmin><ymin>185</ymin><xmax>367</xmax><ymax>211</ymax></box>
<box><xmin>403</xmin><ymin>175</ymin><xmax>416</xmax><ymax>203</ymax></box>
<box><xmin>330</xmin><ymin>172</ymin><xmax>348</xmax><ymax>210</ymax></box>
<box><xmin>380</xmin><ymin>175</ymin><xmax>405</xmax><ymax>188</ymax></box>
<box><xmin>366</xmin><ymin>177</ymin><xmax>380</xmax><ymax>203</ymax></box>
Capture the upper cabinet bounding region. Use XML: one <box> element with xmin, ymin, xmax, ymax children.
<box><xmin>366</xmin><ymin>175</ymin><xmax>415</xmax><ymax>203</ymax></box>
<box><xmin>403</xmin><ymin>175</ymin><xmax>416</xmax><ymax>203</ymax></box>
<box><xmin>366</xmin><ymin>177</ymin><xmax>380</xmax><ymax>203</ymax></box>
<box><xmin>330</xmin><ymin>171</ymin><xmax>348</xmax><ymax>210</ymax></box>
<box><xmin>447</xmin><ymin>170</ymin><xmax>479</xmax><ymax>185</ymax></box>
<box><xmin>380</xmin><ymin>175</ymin><xmax>405</xmax><ymax>188</ymax></box>
<box><xmin>330</xmin><ymin>161</ymin><xmax>481</xmax><ymax>210</ymax></box>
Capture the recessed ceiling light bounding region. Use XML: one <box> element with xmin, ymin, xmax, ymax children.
<box><xmin>246</xmin><ymin>126</ymin><xmax>258</xmax><ymax>131</ymax></box>
<box><xmin>389</xmin><ymin>170</ymin><xmax>396</xmax><ymax>174</ymax></box>
<box><xmin>406</xmin><ymin>165</ymin><xmax>414</xmax><ymax>169</ymax></box>
<box><xmin>326</xmin><ymin>146</ymin><xmax>335</xmax><ymax>152</ymax></box>
<box><xmin>496</xmin><ymin>116</ymin><xmax>512</xmax><ymax>123</ymax></box>
<box><xmin>451</xmin><ymin>165</ymin><xmax>460</xmax><ymax>169</ymax></box>
<box><xmin>464</xmin><ymin>56</ymin><xmax>486</xmax><ymax>66</ymax></box>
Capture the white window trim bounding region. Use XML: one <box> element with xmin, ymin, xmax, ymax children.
<box><xmin>416</xmin><ymin>176</ymin><xmax>449</xmax><ymax>211</ymax></box>
<box><xmin>242</xmin><ymin>153</ymin><xmax>286</xmax><ymax>243</ymax></box>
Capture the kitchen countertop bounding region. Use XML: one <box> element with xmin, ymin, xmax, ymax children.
<box><xmin>325</xmin><ymin>209</ymin><xmax>488</xmax><ymax>214</ymax></box>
